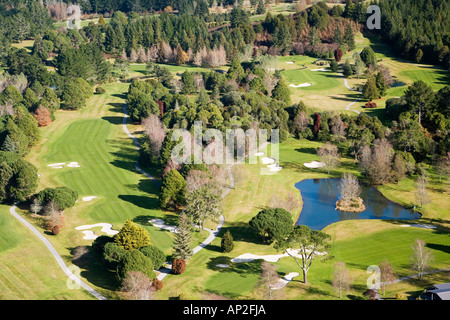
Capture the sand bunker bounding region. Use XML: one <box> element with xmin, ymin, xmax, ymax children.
<box><xmin>149</xmin><ymin>218</ymin><xmax>178</xmax><ymax>233</ymax></box>
<box><xmin>82</xmin><ymin>196</ymin><xmax>97</xmax><ymax>202</ymax></box>
<box><xmin>216</xmin><ymin>264</ymin><xmax>230</xmax><ymax>268</ymax></box>
<box><xmin>311</xmin><ymin>68</ymin><xmax>328</xmax><ymax>71</ymax></box>
<box><xmin>47</xmin><ymin>162</ymin><xmax>81</xmax><ymax>168</ymax></box>
<box><xmin>269</xmin><ymin>166</ymin><xmax>283</xmax><ymax>172</ymax></box>
<box><xmin>289</xmin><ymin>83</ymin><xmax>312</xmax><ymax>88</ymax></box>
<box><xmin>270</xmin><ymin>272</ymin><xmax>300</xmax><ymax>290</ymax></box>
<box><xmin>254</xmin><ymin>152</ymin><xmax>265</xmax><ymax>156</ymax></box>
<box><xmin>304</xmin><ymin>161</ymin><xmax>326</xmax><ymax>168</ymax></box>
<box><xmin>47</xmin><ymin>163</ymin><xmax>66</xmax><ymax>167</ymax></box>
<box><xmin>400</xmin><ymin>224</ymin><xmax>437</xmax><ymax>229</ymax></box>
<box><xmin>75</xmin><ymin>223</ymin><xmax>118</xmax><ymax>240</ymax></box>
<box><xmin>67</xmin><ymin>162</ymin><xmax>81</xmax><ymax>167</ymax></box>
<box><xmin>231</xmin><ymin>249</ymin><xmax>326</xmax><ymax>263</ymax></box>
<box><xmin>261</xmin><ymin>157</ymin><xmax>275</xmax><ymax>164</ymax></box>
<box><xmin>285</xmin><ymin>61</ymin><xmax>295</xmax><ymax>64</ymax></box>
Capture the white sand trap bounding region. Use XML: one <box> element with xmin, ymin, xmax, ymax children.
<box><xmin>47</xmin><ymin>163</ymin><xmax>66</xmax><ymax>167</ymax></box>
<box><xmin>254</xmin><ymin>152</ymin><xmax>265</xmax><ymax>156</ymax></box>
<box><xmin>285</xmin><ymin>61</ymin><xmax>295</xmax><ymax>64</ymax></box>
<box><xmin>75</xmin><ymin>223</ymin><xmax>119</xmax><ymax>240</ymax></box>
<box><xmin>400</xmin><ymin>224</ymin><xmax>437</xmax><ymax>229</ymax></box>
<box><xmin>289</xmin><ymin>83</ymin><xmax>312</xmax><ymax>88</ymax></box>
<box><xmin>80</xmin><ymin>230</ymin><xmax>98</xmax><ymax>240</ymax></box>
<box><xmin>216</xmin><ymin>264</ymin><xmax>230</xmax><ymax>268</ymax></box>
<box><xmin>311</xmin><ymin>68</ymin><xmax>328</xmax><ymax>71</ymax></box>
<box><xmin>269</xmin><ymin>166</ymin><xmax>283</xmax><ymax>172</ymax></box>
<box><xmin>261</xmin><ymin>157</ymin><xmax>275</xmax><ymax>164</ymax></box>
<box><xmin>52</xmin><ymin>166</ymin><xmax>63</xmax><ymax>169</ymax></box>
<box><xmin>67</xmin><ymin>162</ymin><xmax>81</xmax><ymax>167</ymax></box>
<box><xmin>231</xmin><ymin>249</ymin><xmax>326</xmax><ymax>263</ymax></box>
<box><xmin>304</xmin><ymin>161</ymin><xmax>326</xmax><ymax>168</ymax></box>
<box><xmin>270</xmin><ymin>272</ymin><xmax>300</xmax><ymax>290</ymax></box>
<box><xmin>149</xmin><ymin>218</ymin><xmax>178</xmax><ymax>233</ymax></box>
<box><xmin>82</xmin><ymin>196</ymin><xmax>97</xmax><ymax>202</ymax></box>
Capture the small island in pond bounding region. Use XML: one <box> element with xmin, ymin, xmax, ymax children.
<box><xmin>335</xmin><ymin>173</ymin><xmax>366</xmax><ymax>213</ymax></box>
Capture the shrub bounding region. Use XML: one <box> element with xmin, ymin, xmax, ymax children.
<box><xmin>103</xmin><ymin>242</ymin><xmax>126</xmax><ymax>269</ymax></box>
<box><xmin>36</xmin><ymin>187</ymin><xmax>78</xmax><ymax>211</ymax></box>
<box><xmin>139</xmin><ymin>245</ymin><xmax>166</xmax><ymax>270</ymax></box>
<box><xmin>114</xmin><ymin>219</ymin><xmax>151</xmax><ymax>251</ymax></box>
<box><xmin>396</xmin><ymin>292</ymin><xmax>407</xmax><ymax>300</ymax></box>
<box><xmin>221</xmin><ymin>230</ymin><xmax>234</xmax><ymax>253</ymax></box>
<box><xmin>171</xmin><ymin>258</ymin><xmax>186</xmax><ymax>275</ymax></box>
<box><xmin>91</xmin><ymin>235</ymin><xmax>114</xmax><ymax>253</ymax></box>
<box><xmin>51</xmin><ymin>224</ymin><xmax>59</xmax><ymax>235</ymax></box>
<box><xmin>95</xmin><ymin>86</ymin><xmax>105</xmax><ymax>94</ymax></box>
<box><xmin>116</xmin><ymin>250</ymin><xmax>155</xmax><ymax>282</ymax></box>
<box><xmin>364</xmin><ymin>101</ymin><xmax>377</xmax><ymax>108</ymax></box>
<box><xmin>152</xmin><ymin>278</ymin><xmax>163</xmax><ymax>291</ymax></box>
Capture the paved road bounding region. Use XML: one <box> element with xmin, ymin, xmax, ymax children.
<box><xmin>9</xmin><ymin>205</ymin><xmax>107</xmax><ymax>300</ymax></box>
<box><xmin>339</xmin><ymin>72</ymin><xmax>362</xmax><ymax>114</ymax></box>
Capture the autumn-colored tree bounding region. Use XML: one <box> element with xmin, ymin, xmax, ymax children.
<box><xmin>152</xmin><ymin>278</ymin><xmax>163</xmax><ymax>291</ymax></box>
<box><xmin>121</xmin><ymin>271</ymin><xmax>155</xmax><ymax>300</ymax></box>
<box><xmin>176</xmin><ymin>44</ymin><xmax>189</xmax><ymax>65</ymax></box>
<box><xmin>313</xmin><ymin>112</ymin><xmax>321</xmax><ymax>137</ymax></box>
<box><xmin>334</xmin><ymin>48</ymin><xmax>343</xmax><ymax>62</ymax></box>
<box><xmin>379</xmin><ymin>259</ymin><xmax>396</xmax><ymax>295</ymax></box>
<box><xmin>172</xmin><ymin>258</ymin><xmax>186</xmax><ymax>275</ymax></box>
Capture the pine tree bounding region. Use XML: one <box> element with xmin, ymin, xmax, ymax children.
<box><xmin>221</xmin><ymin>230</ymin><xmax>234</xmax><ymax>253</ymax></box>
<box><xmin>181</xmin><ymin>70</ymin><xmax>195</xmax><ymax>94</ymax></box>
<box><xmin>271</xmin><ymin>78</ymin><xmax>291</xmax><ymax>104</ymax></box>
<box><xmin>343</xmin><ymin>24</ymin><xmax>355</xmax><ymax>51</ymax></box>
<box><xmin>173</xmin><ymin>212</ymin><xmax>193</xmax><ymax>260</ymax></box>
<box><xmin>333</xmin><ymin>25</ymin><xmax>342</xmax><ymax>45</ymax></box>
<box><xmin>104</xmin><ymin>26</ymin><xmax>117</xmax><ymax>54</ymax></box>
<box><xmin>375</xmin><ymin>72</ymin><xmax>386</xmax><ymax>96</ymax></box>
<box><xmin>1</xmin><ymin>135</ymin><xmax>17</xmax><ymax>153</ymax></box>
<box><xmin>362</xmin><ymin>75</ymin><xmax>380</xmax><ymax>101</ymax></box>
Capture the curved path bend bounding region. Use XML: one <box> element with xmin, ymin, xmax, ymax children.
<box><xmin>338</xmin><ymin>72</ymin><xmax>362</xmax><ymax>114</ymax></box>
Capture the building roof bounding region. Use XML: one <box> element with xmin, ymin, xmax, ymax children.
<box><xmin>428</xmin><ymin>283</ymin><xmax>450</xmax><ymax>300</ymax></box>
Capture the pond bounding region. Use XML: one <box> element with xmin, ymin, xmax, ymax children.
<box><xmin>295</xmin><ymin>178</ymin><xmax>421</xmax><ymax>230</ymax></box>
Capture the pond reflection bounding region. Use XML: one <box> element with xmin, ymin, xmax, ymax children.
<box><xmin>295</xmin><ymin>178</ymin><xmax>421</xmax><ymax>230</ymax></box>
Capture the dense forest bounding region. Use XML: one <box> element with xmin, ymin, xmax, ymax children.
<box><xmin>0</xmin><ymin>0</ymin><xmax>448</xmax><ymax>206</ymax></box>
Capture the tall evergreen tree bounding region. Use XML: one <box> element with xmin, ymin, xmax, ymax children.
<box><xmin>173</xmin><ymin>212</ymin><xmax>193</xmax><ymax>260</ymax></box>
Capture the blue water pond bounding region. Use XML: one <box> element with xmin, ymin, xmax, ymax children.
<box><xmin>295</xmin><ymin>178</ymin><xmax>421</xmax><ymax>230</ymax></box>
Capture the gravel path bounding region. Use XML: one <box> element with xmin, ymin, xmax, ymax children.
<box><xmin>339</xmin><ymin>72</ymin><xmax>362</xmax><ymax>114</ymax></box>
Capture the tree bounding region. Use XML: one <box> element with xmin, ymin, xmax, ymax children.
<box><xmin>332</xmin><ymin>261</ymin><xmax>351</xmax><ymax>298</ymax></box>
<box><xmin>61</xmin><ymin>78</ymin><xmax>92</xmax><ymax>110</ymax></box>
<box><xmin>184</xmin><ymin>186</ymin><xmax>222</xmax><ymax>231</ymax></box>
<box><xmin>271</xmin><ymin>78</ymin><xmax>291</xmax><ymax>104</ymax></box>
<box><xmin>294</xmin><ymin>111</ymin><xmax>311</xmax><ymax>137</ymax></box>
<box><xmin>33</xmin><ymin>106</ymin><xmax>52</xmax><ymax>127</ymax></box>
<box><xmin>121</xmin><ymin>271</ymin><xmax>155</xmax><ymax>300</ymax></box>
<box><xmin>30</xmin><ymin>198</ymin><xmax>42</xmax><ymax>215</ymax></box>
<box><xmin>176</xmin><ymin>44</ymin><xmax>189</xmax><ymax>65</ymax></box>
<box><xmin>258</xmin><ymin>261</ymin><xmax>280</xmax><ymax>300</ymax></box>
<box><xmin>338</xmin><ymin>173</ymin><xmax>361</xmax><ymax>206</ymax></box>
<box><xmin>334</xmin><ymin>48</ymin><xmax>343</xmax><ymax>62</ymax></box>
<box><xmin>181</xmin><ymin>70</ymin><xmax>195</xmax><ymax>94</ymax></box>
<box><xmin>410</xmin><ymin>239</ymin><xmax>433</xmax><ymax>280</ymax></box>
<box><xmin>172</xmin><ymin>258</ymin><xmax>186</xmax><ymax>275</ymax></box>
<box><xmin>221</xmin><ymin>230</ymin><xmax>234</xmax><ymax>253</ymax></box>
<box><xmin>415</xmin><ymin>49</ymin><xmax>423</xmax><ymax>63</ymax></box>
<box><xmin>354</xmin><ymin>56</ymin><xmax>365</xmax><ymax>79</ymax></box>
<box><xmin>342</xmin><ymin>59</ymin><xmax>352</xmax><ymax>78</ymax></box>
<box><xmin>317</xmin><ymin>142</ymin><xmax>340</xmax><ymax>174</ymax></box>
<box><xmin>364</xmin><ymin>138</ymin><xmax>394</xmax><ymax>185</ymax></box>
<box><xmin>173</xmin><ymin>212</ymin><xmax>193</xmax><ymax>260</ymax></box>
<box><xmin>274</xmin><ymin>225</ymin><xmax>330</xmax><ymax>284</ymax></box>
<box><xmin>113</xmin><ymin>58</ymin><xmax>130</xmax><ymax>80</ymax></box>
<box><xmin>375</xmin><ymin>71</ymin><xmax>386</xmax><ymax>96</ymax></box>
<box><xmin>159</xmin><ymin>169</ymin><xmax>186</xmax><ymax>209</ymax></box>
<box><xmin>360</xmin><ymin>46</ymin><xmax>376</xmax><ymax>67</ymax></box>
<box><xmin>415</xmin><ymin>170</ymin><xmax>430</xmax><ymax>208</ymax></box>
<box><xmin>343</xmin><ymin>23</ymin><xmax>355</xmax><ymax>50</ymax></box>
<box><xmin>37</xmin><ymin>187</ymin><xmax>78</xmax><ymax>210</ymax></box>
<box><xmin>116</xmin><ymin>250</ymin><xmax>155</xmax><ymax>282</ymax></box>
<box><xmin>362</xmin><ymin>75</ymin><xmax>380</xmax><ymax>101</ymax></box>
<box><xmin>313</xmin><ymin>112</ymin><xmax>321</xmax><ymax>137</ymax></box>
<box><xmin>404</xmin><ymin>80</ymin><xmax>434</xmax><ymax>125</ymax></box>
<box><xmin>249</xmin><ymin>208</ymin><xmax>294</xmax><ymax>243</ymax></box>
<box><xmin>435</xmin><ymin>157</ymin><xmax>450</xmax><ymax>183</ymax></box>
<box><xmin>139</xmin><ymin>245</ymin><xmax>166</xmax><ymax>270</ymax></box>
<box><xmin>330</xmin><ymin>60</ymin><xmax>338</xmax><ymax>72</ymax></box>
<box><xmin>142</xmin><ymin>114</ymin><xmax>166</xmax><ymax>163</ymax></box>
<box><xmin>379</xmin><ymin>259</ymin><xmax>396</xmax><ymax>296</ymax></box>
<box><xmin>392</xmin><ymin>153</ymin><xmax>407</xmax><ymax>183</ymax></box>
<box><xmin>114</xmin><ymin>219</ymin><xmax>151</xmax><ymax>251</ymax></box>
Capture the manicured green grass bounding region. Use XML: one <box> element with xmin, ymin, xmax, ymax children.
<box><xmin>0</xmin><ymin>205</ymin><xmax>95</xmax><ymax>300</ymax></box>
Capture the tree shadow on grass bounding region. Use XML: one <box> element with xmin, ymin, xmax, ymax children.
<box><xmin>206</xmin><ymin>256</ymin><xmax>262</xmax><ymax>276</ymax></box>
<box><xmin>222</xmin><ymin>222</ymin><xmax>262</xmax><ymax>244</ymax></box>
<box><xmin>69</xmin><ymin>246</ymin><xmax>119</xmax><ymax>292</ymax></box>
<box><xmin>118</xmin><ymin>195</ymin><xmax>159</xmax><ymax>210</ymax></box>
<box><xmin>294</xmin><ymin>147</ymin><xmax>317</xmax><ymax>155</ymax></box>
